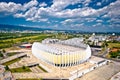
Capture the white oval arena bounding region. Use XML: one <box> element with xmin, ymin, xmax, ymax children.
<box><xmin>32</xmin><ymin>38</ymin><xmax>91</xmax><ymax>67</ymax></box>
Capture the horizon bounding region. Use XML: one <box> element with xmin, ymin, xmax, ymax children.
<box><xmin>0</xmin><ymin>0</ymin><xmax>120</xmax><ymax>32</ymax></box>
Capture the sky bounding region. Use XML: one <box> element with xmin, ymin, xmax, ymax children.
<box><xmin>0</xmin><ymin>0</ymin><xmax>120</xmax><ymax>32</ymax></box>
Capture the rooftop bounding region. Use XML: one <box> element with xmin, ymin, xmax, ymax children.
<box><xmin>34</xmin><ymin>42</ymin><xmax>86</xmax><ymax>55</ymax></box>
<box><xmin>20</xmin><ymin>44</ymin><xmax>32</xmax><ymax>47</ymax></box>
<box><xmin>89</xmin><ymin>56</ymin><xmax>107</xmax><ymax>64</ymax></box>
<box><xmin>33</xmin><ymin>38</ymin><xmax>89</xmax><ymax>55</ymax></box>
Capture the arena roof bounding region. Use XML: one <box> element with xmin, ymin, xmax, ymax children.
<box><xmin>33</xmin><ymin>38</ymin><xmax>89</xmax><ymax>55</ymax></box>
<box><xmin>33</xmin><ymin>42</ymin><xmax>88</xmax><ymax>55</ymax></box>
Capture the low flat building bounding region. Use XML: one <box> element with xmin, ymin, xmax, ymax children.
<box><xmin>19</xmin><ymin>44</ymin><xmax>32</xmax><ymax>48</ymax></box>
<box><xmin>89</xmin><ymin>56</ymin><xmax>110</xmax><ymax>67</ymax></box>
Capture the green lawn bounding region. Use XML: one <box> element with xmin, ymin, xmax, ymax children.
<box><xmin>16</xmin><ymin>79</ymin><xmax>42</xmax><ymax>80</ymax></box>
<box><xmin>7</xmin><ymin>52</ymin><xmax>18</xmax><ymax>56</ymax></box>
<box><xmin>0</xmin><ymin>33</ymin><xmax>52</xmax><ymax>49</ymax></box>
<box><xmin>38</xmin><ymin>65</ymin><xmax>47</xmax><ymax>72</ymax></box>
<box><xmin>2</xmin><ymin>58</ymin><xmax>21</xmax><ymax>65</ymax></box>
<box><xmin>10</xmin><ymin>66</ymin><xmax>31</xmax><ymax>73</ymax></box>
<box><xmin>0</xmin><ymin>33</ymin><xmax>75</xmax><ymax>49</ymax></box>
<box><xmin>108</xmin><ymin>43</ymin><xmax>120</xmax><ymax>48</ymax></box>
<box><xmin>109</xmin><ymin>51</ymin><xmax>120</xmax><ymax>58</ymax></box>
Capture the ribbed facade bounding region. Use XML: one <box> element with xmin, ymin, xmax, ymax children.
<box><xmin>32</xmin><ymin>38</ymin><xmax>91</xmax><ymax>67</ymax></box>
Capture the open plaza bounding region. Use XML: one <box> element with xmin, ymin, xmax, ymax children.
<box><xmin>1</xmin><ymin>49</ymin><xmax>119</xmax><ymax>80</ymax></box>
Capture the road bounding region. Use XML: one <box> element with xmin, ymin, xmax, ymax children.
<box><xmin>92</xmin><ymin>47</ymin><xmax>120</xmax><ymax>62</ymax></box>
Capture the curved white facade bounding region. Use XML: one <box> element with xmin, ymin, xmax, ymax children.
<box><xmin>32</xmin><ymin>38</ymin><xmax>91</xmax><ymax>67</ymax></box>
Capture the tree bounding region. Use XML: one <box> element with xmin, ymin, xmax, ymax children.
<box><xmin>5</xmin><ymin>65</ymin><xmax>10</xmax><ymax>70</ymax></box>
<box><xmin>22</xmin><ymin>66</ymin><xmax>26</xmax><ymax>69</ymax></box>
<box><xmin>110</xmin><ymin>52</ymin><xmax>118</xmax><ymax>58</ymax></box>
<box><xmin>104</xmin><ymin>41</ymin><xmax>108</xmax><ymax>47</ymax></box>
<box><xmin>2</xmin><ymin>49</ymin><xmax>6</xmax><ymax>53</ymax></box>
<box><xmin>0</xmin><ymin>53</ymin><xmax>3</xmax><ymax>57</ymax></box>
<box><xmin>102</xmin><ymin>41</ymin><xmax>108</xmax><ymax>48</ymax></box>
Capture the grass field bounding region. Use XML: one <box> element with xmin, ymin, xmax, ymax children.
<box><xmin>7</xmin><ymin>52</ymin><xmax>18</xmax><ymax>56</ymax></box>
<box><xmin>108</xmin><ymin>43</ymin><xmax>120</xmax><ymax>48</ymax></box>
<box><xmin>0</xmin><ymin>33</ymin><xmax>52</xmax><ymax>49</ymax></box>
<box><xmin>107</xmin><ymin>42</ymin><xmax>120</xmax><ymax>58</ymax></box>
<box><xmin>10</xmin><ymin>66</ymin><xmax>31</xmax><ymax>73</ymax></box>
<box><xmin>16</xmin><ymin>79</ymin><xmax>42</xmax><ymax>80</ymax></box>
<box><xmin>2</xmin><ymin>58</ymin><xmax>21</xmax><ymax>65</ymax></box>
<box><xmin>0</xmin><ymin>33</ymin><xmax>76</xmax><ymax>49</ymax></box>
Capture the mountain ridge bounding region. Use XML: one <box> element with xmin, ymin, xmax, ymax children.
<box><xmin>0</xmin><ymin>24</ymin><xmax>119</xmax><ymax>34</ymax></box>
<box><xmin>0</xmin><ymin>24</ymin><xmax>53</xmax><ymax>31</ymax></box>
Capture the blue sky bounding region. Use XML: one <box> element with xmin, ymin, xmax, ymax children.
<box><xmin>0</xmin><ymin>0</ymin><xmax>119</xmax><ymax>32</ymax></box>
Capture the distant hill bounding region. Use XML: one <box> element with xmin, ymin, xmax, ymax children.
<box><xmin>0</xmin><ymin>24</ymin><xmax>119</xmax><ymax>35</ymax></box>
<box><xmin>0</xmin><ymin>24</ymin><xmax>52</xmax><ymax>31</ymax></box>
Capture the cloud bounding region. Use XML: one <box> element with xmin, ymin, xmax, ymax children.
<box><xmin>39</xmin><ymin>2</ymin><xmax>47</xmax><ymax>7</ymax></box>
<box><xmin>0</xmin><ymin>0</ymin><xmax>101</xmax><ymax>19</ymax></box>
<box><xmin>14</xmin><ymin>13</ymin><xmax>23</xmax><ymax>18</ymax></box>
<box><xmin>0</xmin><ymin>0</ymin><xmax>119</xmax><ymax>32</ymax></box>
<box><xmin>108</xmin><ymin>0</ymin><xmax>120</xmax><ymax>18</ymax></box>
<box><xmin>102</xmin><ymin>0</ymin><xmax>120</xmax><ymax>27</ymax></box>
<box><xmin>15</xmin><ymin>7</ymin><xmax>48</xmax><ymax>22</ymax></box>
<box><xmin>13</xmin><ymin>0</ymin><xmax>95</xmax><ymax>22</ymax></box>
<box><xmin>102</xmin><ymin>14</ymin><xmax>109</xmax><ymax>18</ymax></box>
<box><xmin>96</xmin><ymin>20</ymin><xmax>103</xmax><ymax>22</ymax></box>
<box><xmin>96</xmin><ymin>2</ymin><xmax>101</xmax><ymax>6</ymax></box>
<box><xmin>61</xmin><ymin>19</ymin><xmax>73</xmax><ymax>24</ymax></box>
<box><xmin>0</xmin><ymin>0</ymin><xmax>38</xmax><ymax>16</ymax></box>
<box><xmin>23</xmin><ymin>0</ymin><xmax>38</xmax><ymax>11</ymax></box>
<box><xmin>110</xmin><ymin>18</ymin><xmax>120</xmax><ymax>24</ymax></box>
<box><xmin>51</xmin><ymin>0</ymin><xmax>81</xmax><ymax>11</ymax></box>
<box><xmin>50</xmin><ymin>7</ymin><xmax>97</xmax><ymax>18</ymax></box>
<box><xmin>85</xmin><ymin>18</ymin><xmax>96</xmax><ymax>22</ymax></box>
<box><xmin>14</xmin><ymin>0</ymin><xmax>48</xmax><ymax>22</ymax></box>
<box><xmin>61</xmin><ymin>17</ymin><xmax>96</xmax><ymax>25</ymax></box>
<box><xmin>83</xmin><ymin>0</ymin><xmax>91</xmax><ymax>7</ymax></box>
<box><xmin>0</xmin><ymin>2</ymin><xmax>22</xmax><ymax>13</ymax></box>
<box><xmin>14</xmin><ymin>7</ymin><xmax>37</xmax><ymax>18</ymax></box>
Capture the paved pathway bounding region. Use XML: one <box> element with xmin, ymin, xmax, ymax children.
<box><xmin>0</xmin><ymin>53</ymin><xmax>27</xmax><ymax>64</ymax></box>
<box><xmin>7</xmin><ymin>49</ymin><xmax>120</xmax><ymax>80</ymax></box>
<box><xmin>76</xmin><ymin>61</ymin><xmax>120</xmax><ymax>80</ymax></box>
<box><xmin>110</xmin><ymin>72</ymin><xmax>120</xmax><ymax>80</ymax></box>
<box><xmin>30</xmin><ymin>66</ymin><xmax>45</xmax><ymax>73</ymax></box>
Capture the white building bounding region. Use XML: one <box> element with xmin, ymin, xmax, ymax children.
<box><xmin>32</xmin><ymin>38</ymin><xmax>91</xmax><ymax>67</ymax></box>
